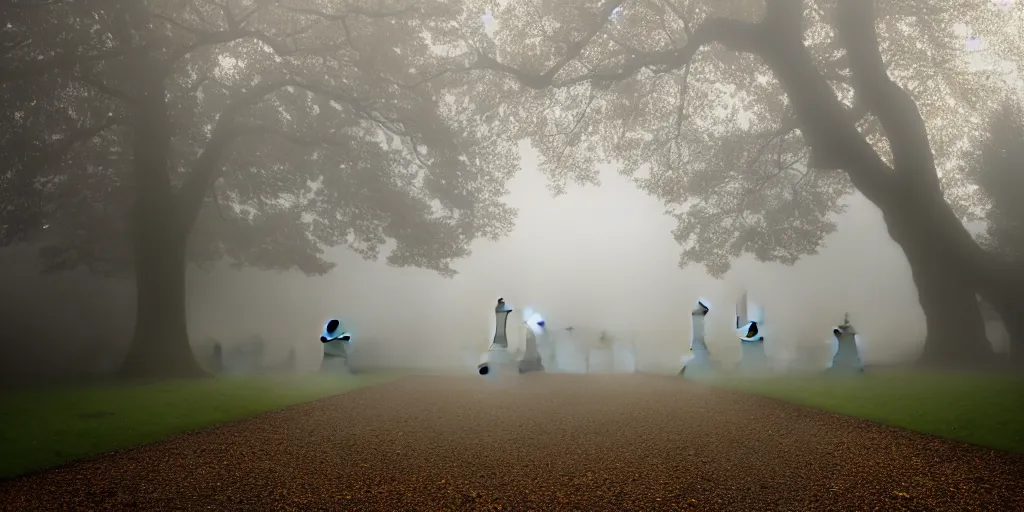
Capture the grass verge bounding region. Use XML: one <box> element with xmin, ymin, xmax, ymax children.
<box><xmin>695</xmin><ymin>370</ymin><xmax>1024</xmax><ymax>453</ymax></box>
<box><xmin>0</xmin><ymin>372</ymin><xmax>403</xmax><ymax>479</ymax></box>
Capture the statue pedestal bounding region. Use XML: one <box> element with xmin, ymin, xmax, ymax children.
<box><xmin>681</xmin><ymin>347</ymin><xmax>713</xmax><ymax>377</ymax></box>
<box><xmin>320</xmin><ymin>353</ymin><xmax>350</xmax><ymax>373</ymax></box>
<box><xmin>479</xmin><ymin>348</ymin><xmax>518</xmax><ymax>376</ymax></box>
<box><xmin>830</xmin><ymin>332</ymin><xmax>864</xmax><ymax>372</ymax></box>
<box><xmin>738</xmin><ymin>340</ymin><xmax>769</xmax><ymax>373</ymax></box>
<box><xmin>321</xmin><ymin>338</ymin><xmax>351</xmax><ymax>374</ymax></box>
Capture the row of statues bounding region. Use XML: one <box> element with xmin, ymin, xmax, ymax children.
<box><xmin>479</xmin><ymin>298</ymin><xmax>639</xmax><ymax>376</ymax></box>
<box><xmin>308</xmin><ymin>293</ymin><xmax>866</xmax><ymax>378</ymax></box>
<box><xmin>684</xmin><ymin>293</ymin><xmax>864</xmax><ymax>375</ymax></box>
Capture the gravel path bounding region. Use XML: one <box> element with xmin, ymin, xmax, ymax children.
<box><xmin>2</xmin><ymin>373</ymin><xmax>1023</xmax><ymax>511</ymax></box>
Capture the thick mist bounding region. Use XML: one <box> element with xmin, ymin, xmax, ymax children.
<box><xmin>2</xmin><ymin>144</ymin><xmax>995</xmax><ymax>385</ymax></box>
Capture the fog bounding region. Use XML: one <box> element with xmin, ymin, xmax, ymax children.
<box><xmin>5</xmin><ymin>141</ymin><xmax>996</xmax><ymax>386</ymax></box>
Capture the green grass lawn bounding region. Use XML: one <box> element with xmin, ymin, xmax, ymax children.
<box><xmin>695</xmin><ymin>370</ymin><xmax>1024</xmax><ymax>453</ymax></box>
<box><xmin>0</xmin><ymin>372</ymin><xmax>403</xmax><ymax>479</ymax></box>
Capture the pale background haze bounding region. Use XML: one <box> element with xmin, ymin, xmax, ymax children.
<box><xmin>3</xmin><ymin>142</ymin><xmax>996</xmax><ymax>382</ymax></box>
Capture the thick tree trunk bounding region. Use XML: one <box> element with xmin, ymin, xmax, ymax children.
<box><xmin>118</xmin><ymin>224</ymin><xmax>206</xmax><ymax>379</ymax></box>
<box><xmin>117</xmin><ymin>55</ymin><xmax>206</xmax><ymax>380</ymax></box>
<box><xmin>879</xmin><ymin>195</ymin><xmax>995</xmax><ymax>369</ymax></box>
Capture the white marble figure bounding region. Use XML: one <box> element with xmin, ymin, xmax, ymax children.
<box><xmin>735</xmin><ymin>292</ymin><xmax>769</xmax><ymax>373</ymax></box>
<box><xmin>829</xmin><ymin>314</ymin><xmax>864</xmax><ymax>372</ymax></box>
<box><xmin>320</xmin><ymin>319</ymin><xmax>353</xmax><ymax>373</ymax></box>
<box><xmin>681</xmin><ymin>300</ymin><xmax>713</xmax><ymax>376</ymax></box>
<box><xmin>702</xmin><ymin>291</ymin><xmax>743</xmax><ymax>356</ymax></box>
<box><xmin>480</xmin><ymin>298</ymin><xmax>522</xmax><ymax>376</ymax></box>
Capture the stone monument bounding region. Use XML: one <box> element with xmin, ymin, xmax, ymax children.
<box><xmin>518</xmin><ymin>326</ymin><xmax>545</xmax><ymax>373</ymax></box>
<box><xmin>830</xmin><ymin>313</ymin><xmax>864</xmax><ymax>372</ymax></box>
<box><xmin>681</xmin><ymin>300</ymin><xmax>713</xmax><ymax>376</ymax></box>
<box><xmin>320</xmin><ymin>319</ymin><xmax>353</xmax><ymax>374</ymax></box>
<box><xmin>480</xmin><ymin>298</ymin><xmax>516</xmax><ymax>376</ymax></box>
<box><xmin>736</xmin><ymin>293</ymin><xmax>769</xmax><ymax>372</ymax></box>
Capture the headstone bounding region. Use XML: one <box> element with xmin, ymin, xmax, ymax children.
<box><xmin>830</xmin><ymin>313</ymin><xmax>864</xmax><ymax>372</ymax></box>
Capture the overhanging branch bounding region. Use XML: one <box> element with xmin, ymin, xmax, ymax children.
<box><xmin>173</xmin><ymin>76</ymin><xmax>398</xmax><ymax>230</ymax></box>
<box><xmin>451</xmin><ymin>11</ymin><xmax>760</xmax><ymax>92</ymax></box>
<box><xmin>835</xmin><ymin>0</ymin><xmax>938</xmax><ymax>187</ymax></box>
<box><xmin>166</xmin><ymin>25</ymin><xmax>296</xmax><ymax>63</ymax></box>
<box><xmin>0</xmin><ymin>49</ymin><xmax>125</xmax><ymax>84</ymax></box>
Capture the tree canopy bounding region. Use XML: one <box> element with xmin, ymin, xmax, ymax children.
<box><xmin>1</xmin><ymin>0</ymin><xmax>519</xmax><ymax>277</ymax></box>
<box><xmin>445</xmin><ymin>0</ymin><xmax>1022</xmax><ymax>276</ymax></box>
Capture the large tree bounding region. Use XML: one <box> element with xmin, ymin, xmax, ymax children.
<box><xmin>0</xmin><ymin>0</ymin><xmax>518</xmax><ymax>378</ymax></box>
<box><xmin>441</xmin><ymin>0</ymin><xmax>1023</xmax><ymax>366</ymax></box>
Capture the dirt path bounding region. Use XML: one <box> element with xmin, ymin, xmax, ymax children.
<box><xmin>2</xmin><ymin>374</ymin><xmax>1022</xmax><ymax>511</ymax></box>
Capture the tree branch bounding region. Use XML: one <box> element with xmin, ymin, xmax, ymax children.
<box><xmin>76</xmin><ymin>75</ymin><xmax>135</xmax><ymax>103</ymax></box>
<box><xmin>174</xmin><ymin>78</ymin><xmax>295</xmax><ymax>229</ymax></box>
<box><xmin>174</xmin><ymin>76</ymin><xmax>390</xmax><ymax>230</ymax></box>
<box><xmin>743</xmin><ymin>0</ymin><xmax>895</xmax><ymax>208</ymax></box>
<box><xmin>835</xmin><ymin>0</ymin><xmax>938</xmax><ymax>188</ymax></box>
<box><xmin>17</xmin><ymin>116</ymin><xmax>121</xmax><ymax>181</ymax></box>
<box><xmin>233</xmin><ymin>124</ymin><xmax>357</xmax><ymax>149</ymax></box>
<box><xmin>462</xmin><ymin>11</ymin><xmax>761</xmax><ymax>92</ymax></box>
<box><xmin>0</xmin><ymin>49</ymin><xmax>126</xmax><ymax>84</ymax></box>
<box><xmin>166</xmin><ymin>25</ymin><xmax>296</xmax><ymax>63</ymax></box>
<box><xmin>281</xmin><ymin>4</ymin><xmax>416</xmax><ymax>21</ymax></box>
